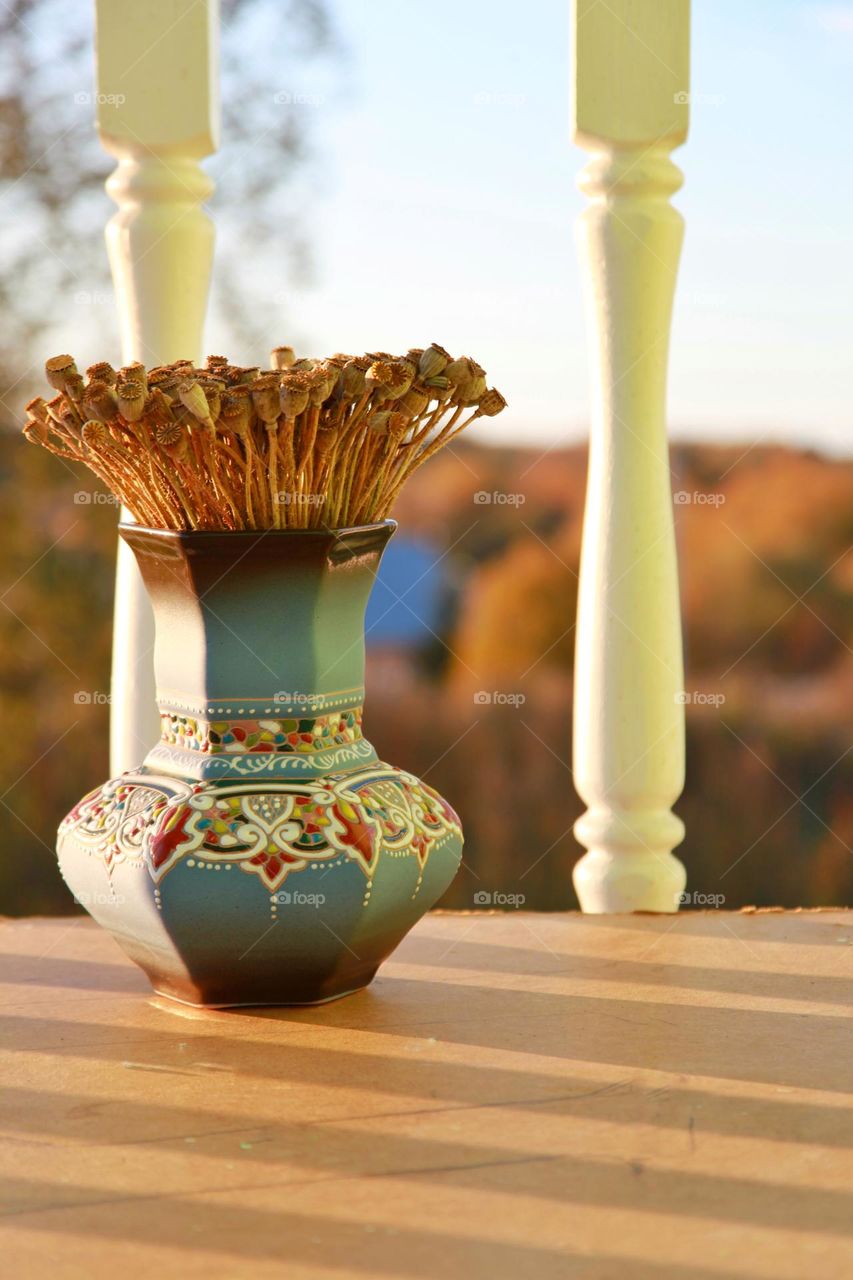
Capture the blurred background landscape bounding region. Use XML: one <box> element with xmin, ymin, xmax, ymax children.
<box><xmin>0</xmin><ymin>0</ymin><xmax>851</xmax><ymax>912</ymax></box>
<box><xmin>2</xmin><ymin>431</ymin><xmax>850</xmax><ymax>914</ymax></box>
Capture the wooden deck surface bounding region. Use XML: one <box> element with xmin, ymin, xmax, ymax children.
<box><xmin>1</xmin><ymin>910</ymin><xmax>851</xmax><ymax>1278</ymax></box>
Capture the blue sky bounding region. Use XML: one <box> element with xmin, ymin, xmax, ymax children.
<box><xmin>258</xmin><ymin>0</ymin><xmax>853</xmax><ymax>454</ymax></box>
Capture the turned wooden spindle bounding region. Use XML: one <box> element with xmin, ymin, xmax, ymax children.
<box><xmin>571</xmin><ymin>0</ymin><xmax>689</xmax><ymax>912</ymax></box>
<box><xmin>95</xmin><ymin>0</ymin><xmax>220</xmax><ymax>774</ymax></box>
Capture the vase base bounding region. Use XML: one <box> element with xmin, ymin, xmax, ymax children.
<box><xmin>150</xmin><ymin>979</ymin><xmax>376</xmax><ymax>1010</ymax></box>
<box><xmin>130</xmin><ymin>947</ymin><xmax>383</xmax><ymax>1010</ymax></box>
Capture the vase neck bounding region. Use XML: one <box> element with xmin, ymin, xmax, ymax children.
<box><xmin>119</xmin><ymin>523</ymin><xmax>394</xmax><ymax>781</ymax></box>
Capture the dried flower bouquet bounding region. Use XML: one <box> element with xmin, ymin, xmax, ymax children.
<box><xmin>23</xmin><ymin>344</ymin><xmax>506</xmax><ymax>530</ymax></box>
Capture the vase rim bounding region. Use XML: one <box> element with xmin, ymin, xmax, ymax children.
<box><xmin>119</xmin><ymin>519</ymin><xmax>397</xmax><ymax>544</ymax></box>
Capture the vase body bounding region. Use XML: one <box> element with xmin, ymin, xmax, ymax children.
<box><xmin>57</xmin><ymin>522</ymin><xmax>463</xmax><ymax>1006</ymax></box>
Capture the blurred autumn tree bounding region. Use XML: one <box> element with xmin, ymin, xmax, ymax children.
<box><xmin>0</xmin><ymin>0</ymin><xmax>337</xmax><ymax>400</ymax></box>
<box><xmin>369</xmin><ymin>442</ymin><xmax>853</xmax><ymax>912</ymax></box>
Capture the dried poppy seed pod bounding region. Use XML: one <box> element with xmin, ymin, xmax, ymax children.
<box><xmin>81</xmin><ymin>419</ymin><xmax>109</xmax><ymax>450</ymax></box>
<box><xmin>45</xmin><ymin>395</ymin><xmax>66</xmax><ymax>424</ymax></box>
<box><xmin>270</xmin><ymin>345</ymin><xmax>296</xmax><ymax>371</ymax></box>
<box><xmin>251</xmin><ymin>375</ymin><xmax>281</xmax><ymax>425</ymax></box>
<box><xmin>328</xmin><ymin>367</ymin><xmax>348</xmax><ymax>400</ymax></box>
<box><xmin>238</xmin><ymin>367</ymin><xmax>261</xmax><ymax>385</ymax></box>
<box><xmin>367</xmin><ymin>411</ymin><xmax>391</xmax><ymax>433</ymax></box>
<box><xmin>443</xmin><ymin>357</ymin><xmax>473</xmax><ymax>388</ymax></box>
<box><xmin>82</xmin><ymin>382</ymin><xmax>118</xmax><ymax>423</ymax></box>
<box><xmin>156</xmin><ymin>421</ymin><xmax>189</xmax><ymax>461</ymax></box>
<box><xmin>23</xmin><ymin>418</ymin><xmax>48</xmax><ymax>445</ymax></box>
<box><xmin>147</xmin><ymin>370</ymin><xmax>180</xmax><ymax>400</ymax></box>
<box><xmin>46</xmin><ymin>355</ymin><xmax>79</xmax><ymax>389</ymax></box>
<box><xmin>64</xmin><ymin>372</ymin><xmax>86</xmax><ymax>403</ymax></box>
<box><xmin>424</xmin><ymin>376</ymin><xmax>452</xmax><ymax>401</ymax></box>
<box><xmin>220</xmin><ymin>395</ymin><xmax>251</xmax><ymax>435</ymax></box>
<box><xmin>59</xmin><ymin>406</ymin><xmax>82</xmax><ymax>438</ymax></box>
<box><xmin>451</xmin><ymin>359</ymin><xmax>486</xmax><ymax>403</ymax></box>
<box><xmin>142</xmin><ymin>388</ymin><xmax>176</xmax><ymax>429</ymax></box>
<box><xmin>206</xmin><ymin>355</ymin><xmax>229</xmax><ymax>371</ymax></box>
<box><xmin>370</xmin><ymin>360</ymin><xmax>415</xmax><ymax>400</ymax></box>
<box><xmin>325</xmin><ymin>360</ymin><xmax>347</xmax><ymax>399</ymax></box>
<box><xmin>198</xmin><ymin>379</ymin><xmax>223</xmax><ymax>421</ymax></box>
<box><xmin>229</xmin><ymin>382</ymin><xmax>255</xmax><ymax>403</ymax></box>
<box><xmin>399</xmin><ymin>386</ymin><xmax>430</xmax><ymax>417</ymax></box>
<box><xmin>476</xmin><ymin>388</ymin><xmax>507</xmax><ymax>417</ymax></box>
<box><xmin>45</xmin><ymin>354</ymin><xmax>77</xmax><ymax>391</ymax></box>
<box><xmin>341</xmin><ymin>361</ymin><xmax>366</xmax><ymax>397</ymax></box>
<box><xmin>179</xmin><ymin>379</ymin><xmax>214</xmax><ymax>424</ymax></box>
<box><xmin>224</xmin><ymin>384</ymin><xmax>253</xmax><ymax>430</ymax></box>
<box><xmin>121</xmin><ymin>362</ymin><xmax>148</xmax><ymax>393</ymax></box>
<box><xmin>280</xmin><ymin>380</ymin><xmax>310</xmax><ymax>419</ymax></box>
<box><xmin>86</xmin><ymin>361</ymin><xmax>116</xmax><ymax>387</ymax></box>
<box><xmin>395</xmin><ymin>360</ymin><xmax>416</xmax><ymax>390</ymax></box>
<box><xmin>154</xmin><ymin>420</ymin><xmax>184</xmax><ymax>448</ymax></box>
<box><xmin>387</xmin><ymin>411</ymin><xmax>411</xmax><ymax>438</ymax></box>
<box><xmin>25</xmin><ymin>396</ymin><xmax>49</xmax><ymax>423</ymax></box>
<box><xmin>292</xmin><ymin>357</ymin><xmax>318</xmax><ymax>372</ymax></box>
<box><xmin>306</xmin><ymin>366</ymin><xmax>336</xmax><ymax>407</ymax></box>
<box><xmin>280</xmin><ymin>367</ymin><xmax>310</xmax><ymax>391</ymax></box>
<box><xmin>365</xmin><ymin>361</ymin><xmax>391</xmax><ymax>390</ymax></box>
<box><xmin>455</xmin><ymin>373</ymin><xmax>487</xmax><ymax>406</ymax></box>
<box><xmin>116</xmin><ymin>381</ymin><xmax>147</xmax><ymax>422</ymax></box>
<box><xmin>405</xmin><ymin>348</ymin><xmax>424</xmax><ymax>367</ymax></box>
<box><xmin>307</xmin><ymin>382</ymin><xmax>332</xmax><ymax>409</ymax></box>
<box><xmin>418</xmin><ymin>344</ymin><xmax>451</xmax><ymax>380</ymax></box>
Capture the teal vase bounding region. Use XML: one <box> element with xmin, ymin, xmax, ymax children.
<box><xmin>57</xmin><ymin>521</ymin><xmax>463</xmax><ymax>1006</ymax></box>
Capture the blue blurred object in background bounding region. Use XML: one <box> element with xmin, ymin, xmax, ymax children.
<box><xmin>365</xmin><ymin>537</ymin><xmax>443</xmax><ymax>649</ymax></box>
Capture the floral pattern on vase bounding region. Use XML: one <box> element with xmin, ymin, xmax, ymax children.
<box><xmin>61</xmin><ymin>767</ymin><xmax>461</xmax><ymax>895</ymax></box>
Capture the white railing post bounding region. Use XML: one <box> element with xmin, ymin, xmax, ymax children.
<box><xmin>571</xmin><ymin>0</ymin><xmax>689</xmax><ymax>912</ymax></box>
<box><xmin>95</xmin><ymin>0</ymin><xmax>220</xmax><ymax>774</ymax></box>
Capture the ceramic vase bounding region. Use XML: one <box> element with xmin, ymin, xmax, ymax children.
<box><xmin>57</xmin><ymin>521</ymin><xmax>463</xmax><ymax>1006</ymax></box>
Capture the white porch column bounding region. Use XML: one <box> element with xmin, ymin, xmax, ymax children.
<box><xmin>95</xmin><ymin>0</ymin><xmax>220</xmax><ymax>775</ymax></box>
<box><xmin>571</xmin><ymin>0</ymin><xmax>689</xmax><ymax>912</ymax></box>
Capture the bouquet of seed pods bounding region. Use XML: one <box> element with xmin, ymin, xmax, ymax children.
<box><xmin>23</xmin><ymin>345</ymin><xmax>506</xmax><ymax>530</ymax></box>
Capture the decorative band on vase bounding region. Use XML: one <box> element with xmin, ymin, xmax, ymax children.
<box><xmin>154</xmin><ymin>687</ymin><xmax>365</xmax><ymax>719</ymax></box>
<box><xmin>159</xmin><ymin>707</ymin><xmax>364</xmax><ymax>757</ymax></box>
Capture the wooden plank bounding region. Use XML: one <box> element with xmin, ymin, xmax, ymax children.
<box><xmin>0</xmin><ymin>912</ymin><xmax>851</xmax><ymax>1277</ymax></box>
